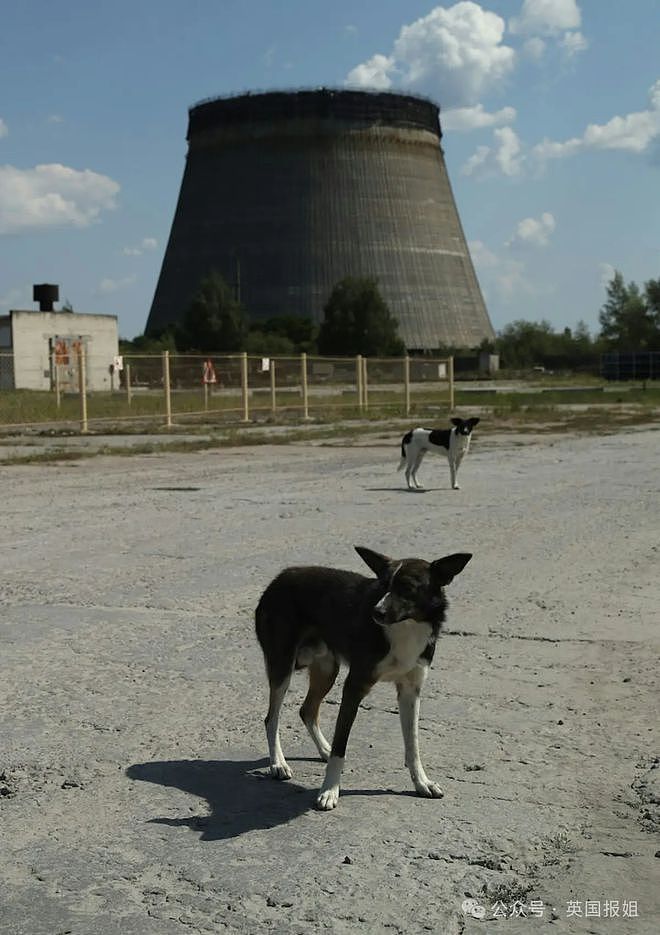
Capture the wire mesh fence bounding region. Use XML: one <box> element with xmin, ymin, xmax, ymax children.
<box><xmin>0</xmin><ymin>351</ymin><xmax>454</xmax><ymax>432</ymax></box>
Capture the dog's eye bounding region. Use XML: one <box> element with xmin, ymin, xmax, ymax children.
<box><xmin>396</xmin><ymin>582</ymin><xmax>416</xmax><ymax>599</ymax></box>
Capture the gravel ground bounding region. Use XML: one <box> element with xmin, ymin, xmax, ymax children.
<box><xmin>1</xmin><ymin>426</ymin><xmax>658</xmax><ymax>934</ymax></box>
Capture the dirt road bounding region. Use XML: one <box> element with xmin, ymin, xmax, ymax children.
<box><xmin>1</xmin><ymin>427</ymin><xmax>658</xmax><ymax>934</ymax></box>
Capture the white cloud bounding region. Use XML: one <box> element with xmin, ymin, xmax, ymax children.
<box><xmin>560</xmin><ymin>30</ymin><xmax>588</xmax><ymax>58</ymax></box>
<box><xmin>122</xmin><ymin>236</ymin><xmax>158</xmax><ymax>256</ymax></box>
<box><xmin>468</xmin><ymin>239</ymin><xmax>498</xmax><ymax>268</ymax></box>
<box><xmin>522</xmin><ymin>36</ymin><xmax>546</xmax><ymax>60</ymax></box>
<box><xmin>462</xmin><ymin>126</ymin><xmax>524</xmax><ymax>177</ymax></box>
<box><xmin>469</xmin><ymin>239</ymin><xmax>533</xmax><ymax>298</ymax></box>
<box><xmin>346</xmin><ymin>53</ymin><xmax>395</xmax><ymax>90</ymax></box>
<box><xmin>509</xmin><ymin>0</ymin><xmax>581</xmax><ymax>36</ymax></box>
<box><xmin>507</xmin><ymin>211</ymin><xmax>556</xmax><ymax>247</ymax></box>
<box><xmin>0</xmin><ymin>118</ymin><xmax>8</xmax><ymax>139</ymax></box>
<box><xmin>441</xmin><ymin>103</ymin><xmax>516</xmax><ymax>131</ymax></box>
<box><xmin>533</xmin><ymin>79</ymin><xmax>660</xmax><ymax>161</ymax></box>
<box><xmin>346</xmin><ymin>2</ymin><xmax>515</xmax><ymax>107</ymax></box>
<box><xmin>599</xmin><ymin>263</ymin><xmax>616</xmax><ymax>288</ymax></box>
<box><xmin>510</xmin><ymin>1</ymin><xmax>587</xmax><ymax>59</ymax></box>
<box><xmin>0</xmin><ymin>163</ymin><xmax>119</xmax><ymax>235</ymax></box>
<box><xmin>344</xmin><ymin>24</ymin><xmax>358</xmax><ymax>38</ymax></box>
<box><xmin>47</xmin><ymin>114</ymin><xmax>64</xmax><ymax>125</ymax></box>
<box><xmin>98</xmin><ymin>275</ymin><xmax>137</xmax><ymax>294</ymax></box>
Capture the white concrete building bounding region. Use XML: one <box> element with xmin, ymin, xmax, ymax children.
<box><xmin>0</xmin><ymin>310</ymin><xmax>119</xmax><ymax>392</ymax></box>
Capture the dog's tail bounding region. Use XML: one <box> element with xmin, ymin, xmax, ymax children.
<box><xmin>398</xmin><ymin>430</ymin><xmax>413</xmax><ymax>470</ymax></box>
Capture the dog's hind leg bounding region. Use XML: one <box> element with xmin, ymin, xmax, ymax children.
<box><xmin>300</xmin><ymin>655</ymin><xmax>340</xmax><ymax>762</ymax></box>
<box><xmin>411</xmin><ymin>450</ymin><xmax>426</xmax><ymax>489</ymax></box>
<box><xmin>265</xmin><ymin>671</ymin><xmax>293</xmax><ymax>780</ymax></box>
<box><xmin>397</xmin><ymin>666</ymin><xmax>444</xmax><ymax>798</ymax></box>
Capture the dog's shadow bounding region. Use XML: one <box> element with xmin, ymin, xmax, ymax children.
<box><xmin>126</xmin><ymin>757</ymin><xmax>411</xmax><ymax>841</ymax></box>
<box><xmin>365</xmin><ymin>487</ymin><xmax>441</xmax><ymax>493</ymax></box>
<box><xmin>126</xmin><ymin>757</ymin><xmax>316</xmax><ymax>842</ymax></box>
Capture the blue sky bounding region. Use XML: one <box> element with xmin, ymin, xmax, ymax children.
<box><xmin>1</xmin><ymin>0</ymin><xmax>658</xmax><ymax>340</ymax></box>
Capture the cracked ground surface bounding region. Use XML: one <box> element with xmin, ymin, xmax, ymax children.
<box><xmin>1</xmin><ymin>427</ymin><xmax>659</xmax><ymax>934</ymax></box>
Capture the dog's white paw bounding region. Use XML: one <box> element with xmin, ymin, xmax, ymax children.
<box><xmin>270</xmin><ymin>762</ymin><xmax>293</xmax><ymax>780</ymax></box>
<box><xmin>415</xmin><ymin>779</ymin><xmax>444</xmax><ymax>798</ymax></box>
<box><xmin>452</xmin><ymin>484</ymin><xmax>460</xmax><ymax>490</ymax></box>
<box><xmin>316</xmin><ymin>785</ymin><xmax>340</xmax><ymax>810</ymax></box>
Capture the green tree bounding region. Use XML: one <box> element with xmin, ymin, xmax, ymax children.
<box><xmin>249</xmin><ymin>315</ymin><xmax>318</xmax><ymax>353</ymax></box>
<box><xmin>244</xmin><ymin>331</ymin><xmax>296</xmax><ymax>355</ymax></box>
<box><xmin>494</xmin><ymin>319</ymin><xmax>558</xmax><ymax>368</ymax></box>
<box><xmin>177</xmin><ymin>271</ymin><xmax>247</xmax><ymax>351</ymax></box>
<box><xmin>643</xmin><ymin>277</ymin><xmax>660</xmax><ymax>346</ymax></box>
<box><xmin>598</xmin><ymin>271</ymin><xmax>659</xmax><ymax>350</ymax></box>
<box><xmin>318</xmin><ymin>277</ymin><xmax>405</xmax><ymax>356</ymax></box>
<box><xmin>120</xmin><ymin>329</ymin><xmax>178</xmax><ymax>353</ymax></box>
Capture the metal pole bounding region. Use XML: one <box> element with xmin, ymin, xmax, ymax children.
<box><xmin>163</xmin><ymin>350</ymin><xmax>172</xmax><ymax>428</ymax></box>
<box><xmin>78</xmin><ymin>345</ymin><xmax>88</xmax><ymax>433</ymax></box>
<box><xmin>362</xmin><ymin>356</ymin><xmax>369</xmax><ymax>411</ymax></box>
<box><xmin>204</xmin><ymin>381</ymin><xmax>209</xmax><ymax>411</ymax></box>
<box><xmin>241</xmin><ymin>352</ymin><xmax>249</xmax><ymax>422</ymax></box>
<box><xmin>448</xmin><ymin>356</ymin><xmax>455</xmax><ymax>411</ymax></box>
<box><xmin>270</xmin><ymin>359</ymin><xmax>277</xmax><ymax>414</ymax></box>
<box><xmin>125</xmin><ymin>362</ymin><xmax>132</xmax><ymax>407</ymax></box>
<box><xmin>301</xmin><ymin>352</ymin><xmax>310</xmax><ymax>419</ymax></box>
<box><xmin>404</xmin><ymin>355</ymin><xmax>410</xmax><ymax>416</ymax></box>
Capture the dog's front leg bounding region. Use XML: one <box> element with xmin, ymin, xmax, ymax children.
<box><xmin>317</xmin><ymin>673</ymin><xmax>372</xmax><ymax>810</ymax></box>
<box><xmin>449</xmin><ymin>457</ymin><xmax>460</xmax><ymax>490</ymax></box>
<box><xmin>397</xmin><ymin>665</ymin><xmax>443</xmax><ymax>798</ymax></box>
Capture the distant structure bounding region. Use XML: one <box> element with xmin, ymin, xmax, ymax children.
<box><xmin>147</xmin><ymin>88</ymin><xmax>494</xmax><ymax>351</ymax></box>
<box><xmin>0</xmin><ymin>285</ymin><xmax>118</xmax><ymax>391</ymax></box>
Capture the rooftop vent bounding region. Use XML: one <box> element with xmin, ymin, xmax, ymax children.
<box><xmin>33</xmin><ymin>283</ymin><xmax>59</xmax><ymax>312</ymax></box>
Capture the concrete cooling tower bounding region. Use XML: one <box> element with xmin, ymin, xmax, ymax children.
<box><xmin>146</xmin><ymin>88</ymin><xmax>494</xmax><ymax>351</ymax></box>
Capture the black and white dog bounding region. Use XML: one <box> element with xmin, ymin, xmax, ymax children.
<box><xmin>255</xmin><ymin>546</ymin><xmax>472</xmax><ymax>810</ymax></box>
<box><xmin>398</xmin><ymin>418</ymin><xmax>480</xmax><ymax>490</ymax></box>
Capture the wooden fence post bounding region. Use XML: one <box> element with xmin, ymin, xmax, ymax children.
<box><xmin>270</xmin><ymin>359</ymin><xmax>277</xmax><ymax>414</ymax></box>
<box><xmin>163</xmin><ymin>350</ymin><xmax>172</xmax><ymax>428</ymax></box>
<box><xmin>241</xmin><ymin>352</ymin><xmax>250</xmax><ymax>422</ymax></box>
<box><xmin>54</xmin><ymin>355</ymin><xmax>61</xmax><ymax>409</ymax></box>
<box><xmin>356</xmin><ymin>355</ymin><xmax>363</xmax><ymax>411</ymax></box>
<box><xmin>125</xmin><ymin>362</ymin><xmax>132</xmax><ymax>407</ymax></box>
<box><xmin>301</xmin><ymin>352</ymin><xmax>310</xmax><ymax>420</ymax></box>
<box><xmin>404</xmin><ymin>355</ymin><xmax>410</xmax><ymax>416</ymax></box>
<box><xmin>78</xmin><ymin>345</ymin><xmax>88</xmax><ymax>433</ymax></box>
<box><xmin>448</xmin><ymin>355</ymin><xmax>455</xmax><ymax>411</ymax></box>
<box><xmin>362</xmin><ymin>356</ymin><xmax>369</xmax><ymax>411</ymax></box>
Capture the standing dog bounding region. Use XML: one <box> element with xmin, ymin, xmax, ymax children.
<box><xmin>255</xmin><ymin>547</ymin><xmax>472</xmax><ymax>810</ymax></box>
<box><xmin>398</xmin><ymin>417</ymin><xmax>480</xmax><ymax>490</ymax></box>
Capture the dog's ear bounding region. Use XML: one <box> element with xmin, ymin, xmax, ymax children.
<box><xmin>468</xmin><ymin>417</ymin><xmax>480</xmax><ymax>428</ymax></box>
<box><xmin>354</xmin><ymin>546</ymin><xmax>394</xmax><ymax>581</ymax></box>
<box><xmin>430</xmin><ymin>552</ymin><xmax>472</xmax><ymax>586</ymax></box>
<box><xmin>450</xmin><ymin>417</ymin><xmax>462</xmax><ymax>427</ymax></box>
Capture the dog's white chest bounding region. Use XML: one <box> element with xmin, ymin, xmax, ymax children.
<box><xmin>376</xmin><ymin>619</ymin><xmax>433</xmax><ymax>681</ymax></box>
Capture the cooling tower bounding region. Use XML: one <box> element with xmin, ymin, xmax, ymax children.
<box><xmin>146</xmin><ymin>89</ymin><xmax>494</xmax><ymax>350</ymax></box>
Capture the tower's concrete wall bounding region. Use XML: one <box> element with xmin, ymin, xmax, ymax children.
<box><xmin>147</xmin><ymin>89</ymin><xmax>494</xmax><ymax>350</ymax></box>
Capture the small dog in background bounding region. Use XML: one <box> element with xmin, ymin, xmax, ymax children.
<box><xmin>398</xmin><ymin>417</ymin><xmax>480</xmax><ymax>490</ymax></box>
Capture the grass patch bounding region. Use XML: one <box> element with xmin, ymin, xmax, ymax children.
<box><xmin>2</xmin><ymin>391</ymin><xmax>658</xmax><ymax>464</ymax></box>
